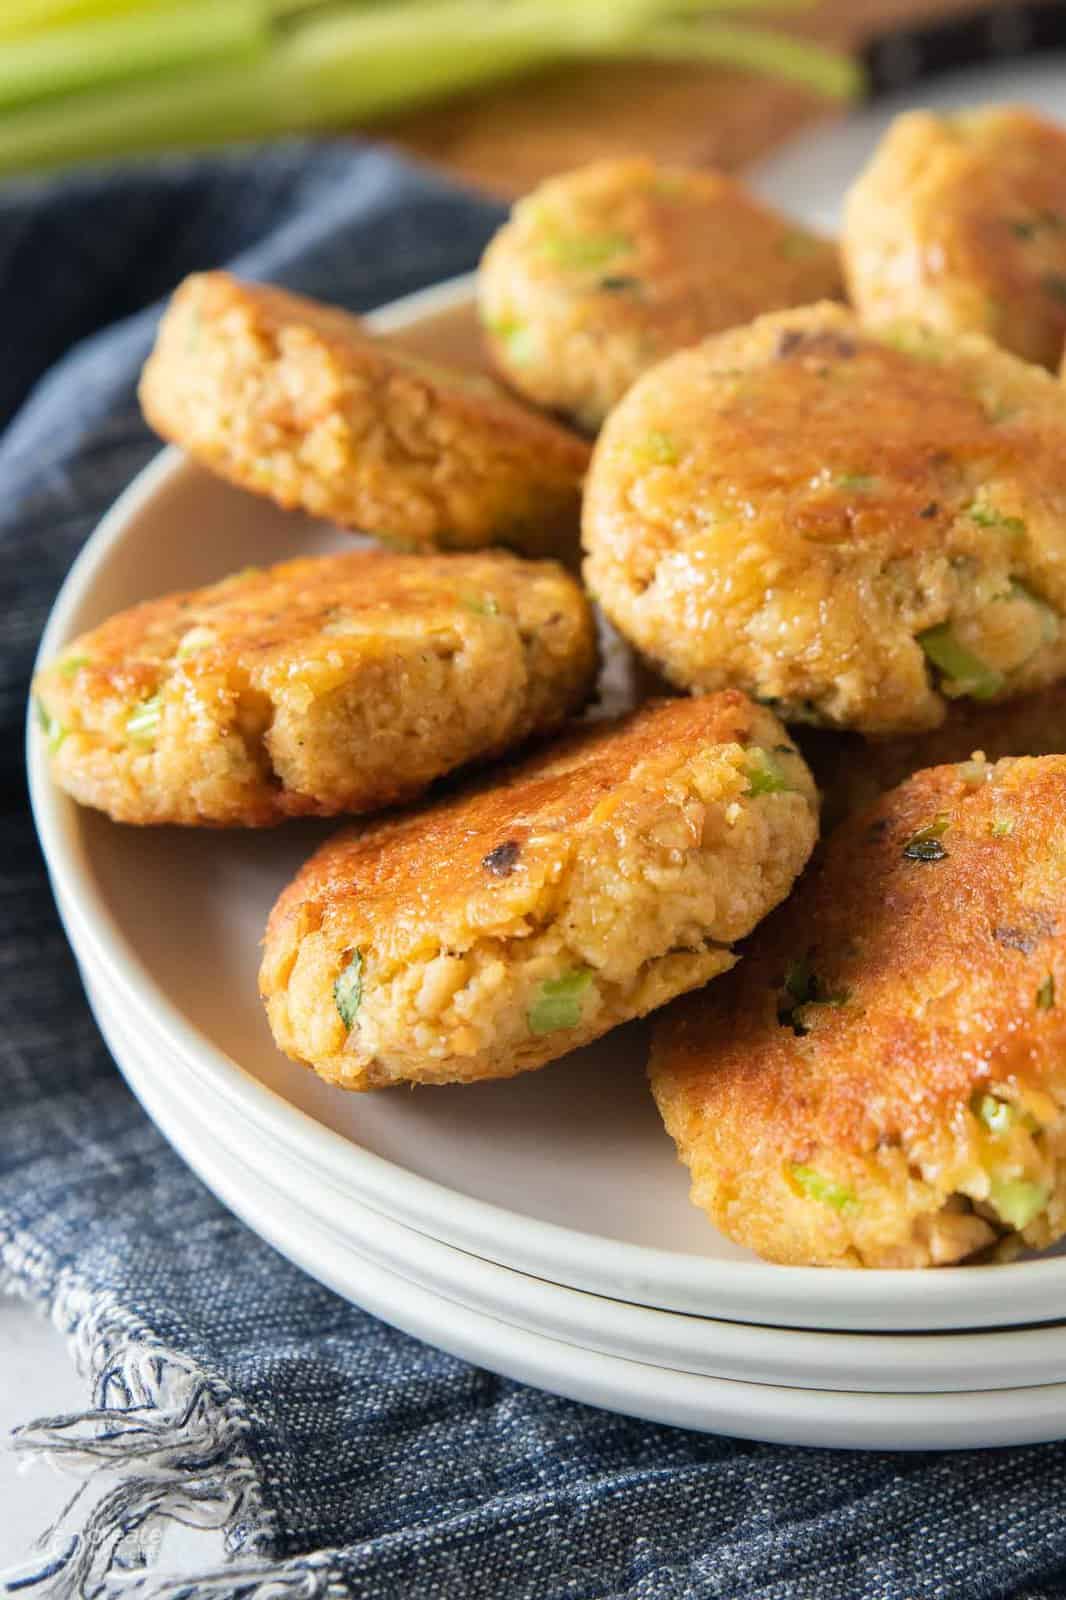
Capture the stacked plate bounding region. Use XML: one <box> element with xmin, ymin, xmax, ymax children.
<box><xmin>28</xmin><ymin>61</ymin><xmax>1066</xmax><ymax>1449</ymax></box>
<box><xmin>27</xmin><ymin>381</ymin><xmax>1066</xmax><ymax>1455</ymax></box>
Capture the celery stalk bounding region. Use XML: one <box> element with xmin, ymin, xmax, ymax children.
<box><xmin>0</xmin><ymin>0</ymin><xmax>859</xmax><ymax>178</ymax></box>
<box><xmin>0</xmin><ymin>0</ymin><xmax>148</xmax><ymax>39</ymax></box>
<box><xmin>0</xmin><ymin>1</ymin><xmax>268</xmax><ymax>111</ymax></box>
<box><xmin>606</xmin><ymin>18</ymin><xmax>864</xmax><ymax>100</ymax></box>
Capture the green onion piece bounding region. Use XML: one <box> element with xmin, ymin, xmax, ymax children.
<box><xmin>778</xmin><ymin>958</ymin><xmax>848</xmax><ymax>1033</ymax></box>
<box><xmin>745</xmin><ymin>748</ymin><xmax>793</xmax><ymax>797</ymax></box>
<box><xmin>1037</xmin><ymin>975</ymin><xmax>1056</xmax><ymax>1011</ymax></box>
<box><xmin>918</xmin><ymin>624</ymin><xmax>1005</xmax><ymax>701</ymax></box>
<box><xmin>988</xmin><ymin>1177</ymin><xmax>1048</xmax><ymax>1231</ymax></box>
<box><xmin>176</xmin><ymin>625</ymin><xmax>217</xmax><ymax>657</ymax></box>
<box><xmin>485</xmin><ymin>315</ymin><xmax>536</xmax><ymax>367</ymax></box>
<box><xmin>334</xmin><ymin>950</ymin><xmax>364</xmax><ymax>1031</ymax></box>
<box><xmin>57</xmin><ymin>653</ymin><xmax>89</xmax><ymax>677</ymax></box>
<box><xmin>967</xmin><ymin>504</ymin><xmax>1026</xmax><ymax>536</ymax></box>
<box><xmin>462</xmin><ymin>594</ymin><xmax>500</xmax><ymax>617</ymax></box>
<box><xmin>789</xmin><ymin>1164</ymin><xmax>858</xmax><ymax>1214</ymax></box>
<box><xmin>528</xmin><ymin>969</ymin><xmax>593</xmax><ymax>1036</ymax></box>
<box><xmin>990</xmin><ymin>816</ymin><xmax>1015</xmax><ymax>838</ymax></box>
<box><xmin>834</xmin><ymin>472</ymin><xmax>875</xmax><ymax>490</ymax></box>
<box><xmin>34</xmin><ymin>696</ymin><xmax>67</xmax><ymax>752</ymax></box>
<box><xmin>541</xmin><ymin>231</ymin><xmax>631</xmax><ymax>270</ymax></box>
<box><xmin>975</xmin><ymin>1094</ymin><xmax>1017</xmax><ymax>1137</ymax></box>
<box><xmin>635</xmin><ymin>431</ymin><xmax>678</xmax><ymax>466</ymax></box>
<box><xmin>125</xmin><ymin>693</ymin><xmax>162</xmax><ymax>744</ymax></box>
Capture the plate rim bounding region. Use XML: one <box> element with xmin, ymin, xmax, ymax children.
<box><xmin>94</xmin><ymin>976</ymin><xmax>1066</xmax><ymax>1452</ymax></box>
<box><xmin>27</xmin><ymin>273</ymin><xmax>1066</xmax><ymax>1335</ymax></box>
<box><xmin>80</xmin><ymin>955</ymin><xmax>1066</xmax><ymax>1397</ymax></box>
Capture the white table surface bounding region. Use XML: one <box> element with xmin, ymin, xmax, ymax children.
<box><xmin>0</xmin><ymin>1295</ymin><xmax>218</xmax><ymax>1575</ymax></box>
<box><xmin>0</xmin><ymin>1296</ymin><xmax>89</xmax><ymax>1570</ymax></box>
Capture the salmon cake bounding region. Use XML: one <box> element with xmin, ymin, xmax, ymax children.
<box><xmin>583</xmin><ymin>301</ymin><xmax>1066</xmax><ymax>735</ymax></box>
<box><xmin>844</xmin><ymin>106</ymin><xmax>1066</xmax><ymax>370</ymax></box>
<box><xmin>801</xmin><ymin>681</ymin><xmax>1066</xmax><ymax>829</ymax></box>
<box><xmin>33</xmin><ymin>550</ymin><xmax>596</xmax><ymax>827</ymax></box>
<box><xmin>139</xmin><ymin>273</ymin><xmax>590</xmax><ymax>557</ymax></box>
<box><xmin>260</xmin><ymin>693</ymin><xmax>818</xmax><ymax>1089</ymax></box>
<box><xmin>651</xmin><ymin>754</ymin><xmax>1066</xmax><ymax>1268</ymax></box>
<box><xmin>478</xmin><ymin>159</ymin><xmax>841</xmax><ymax>432</ymax></box>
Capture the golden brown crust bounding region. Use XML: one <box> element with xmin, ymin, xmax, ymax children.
<box><xmin>261</xmin><ymin>693</ymin><xmax>818</xmax><ymax>1088</ymax></box>
<box><xmin>139</xmin><ymin>272</ymin><xmax>590</xmax><ymax>556</ymax></box>
<box><xmin>33</xmin><ymin>550</ymin><xmax>597</xmax><ymax>826</ymax></box>
<box><xmin>479</xmin><ymin>158</ymin><xmax>842</xmax><ymax>432</ymax></box>
<box><xmin>583</xmin><ymin>302</ymin><xmax>1066</xmax><ymax>734</ymax></box>
<box><xmin>651</xmin><ymin>755</ymin><xmax>1066</xmax><ymax>1267</ymax></box>
<box><xmin>844</xmin><ymin>107</ymin><xmax>1066</xmax><ymax>370</ymax></box>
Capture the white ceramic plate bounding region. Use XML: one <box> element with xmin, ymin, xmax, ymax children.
<box><xmin>28</xmin><ymin>61</ymin><xmax>1066</xmax><ymax>1340</ymax></box>
<box><xmin>74</xmin><ymin>946</ymin><xmax>1066</xmax><ymax>1397</ymax></box>
<box><xmin>82</xmin><ymin>970</ymin><xmax>1066</xmax><ymax>1450</ymax></box>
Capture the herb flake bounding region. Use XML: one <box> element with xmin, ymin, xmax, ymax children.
<box><xmin>903</xmin><ymin>813</ymin><xmax>950</xmax><ymax>863</ymax></box>
<box><xmin>334</xmin><ymin>951</ymin><xmax>364</xmax><ymax>1030</ymax></box>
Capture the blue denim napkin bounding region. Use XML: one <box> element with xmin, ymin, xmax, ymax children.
<box><xmin>4</xmin><ymin>141</ymin><xmax>1066</xmax><ymax>1600</ymax></box>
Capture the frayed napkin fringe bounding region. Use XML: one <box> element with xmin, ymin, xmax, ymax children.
<box><xmin>0</xmin><ymin>1238</ymin><xmax>340</xmax><ymax>1600</ymax></box>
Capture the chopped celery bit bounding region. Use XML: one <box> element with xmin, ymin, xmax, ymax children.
<box><xmin>176</xmin><ymin>624</ymin><xmax>217</xmax><ymax>657</ymax></box>
<box><xmin>541</xmin><ymin>231</ymin><xmax>631</xmax><ymax>270</ymax></box>
<box><xmin>989</xmin><ymin>1177</ymin><xmax>1047</xmax><ymax>1231</ymax></box>
<box><xmin>745</xmin><ymin>748</ymin><xmax>792</xmax><ymax>797</ymax></box>
<box><xmin>902</xmin><ymin>813</ymin><xmax>950</xmax><ymax>863</ymax></box>
<box><xmin>991</xmin><ymin>816</ymin><xmax>1015</xmax><ymax>838</ymax></box>
<box><xmin>635</xmin><ymin>431</ymin><xmax>678</xmax><ymax>466</ymax></box>
<box><xmin>57</xmin><ymin>652</ymin><xmax>89</xmax><ymax>677</ymax></box>
<box><xmin>334</xmin><ymin>950</ymin><xmax>363</xmax><ymax>1031</ymax></box>
<box><xmin>918</xmin><ymin>624</ymin><xmax>1005</xmax><ymax>701</ymax></box>
<box><xmin>789</xmin><ymin>1165</ymin><xmax>858</xmax><ymax>1214</ymax></box>
<box><xmin>966</xmin><ymin>504</ymin><xmax>1026</xmax><ymax>537</ymax></box>
<box><xmin>34</xmin><ymin>696</ymin><xmax>66</xmax><ymax>752</ymax></box>
<box><xmin>528</xmin><ymin>969</ymin><xmax>592</xmax><ymax>1036</ymax></box>
<box><xmin>834</xmin><ymin>472</ymin><xmax>875</xmax><ymax>490</ymax></box>
<box><xmin>125</xmin><ymin>693</ymin><xmax>161</xmax><ymax>744</ymax></box>
<box><xmin>1037</xmin><ymin>975</ymin><xmax>1056</xmax><ymax>1011</ymax></box>
<box><xmin>486</xmin><ymin>316</ymin><xmax>536</xmax><ymax>367</ymax></box>
<box><xmin>974</xmin><ymin>1094</ymin><xmax>1017</xmax><ymax>1137</ymax></box>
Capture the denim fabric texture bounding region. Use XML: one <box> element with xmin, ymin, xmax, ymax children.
<box><xmin>4</xmin><ymin>143</ymin><xmax>1066</xmax><ymax>1600</ymax></box>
